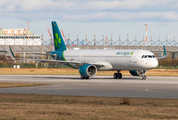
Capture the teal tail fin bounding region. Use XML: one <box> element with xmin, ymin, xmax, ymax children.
<box><xmin>51</xmin><ymin>21</ymin><xmax>67</xmax><ymax>51</ymax></box>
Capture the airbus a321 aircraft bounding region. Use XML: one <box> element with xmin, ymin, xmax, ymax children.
<box><xmin>9</xmin><ymin>21</ymin><xmax>167</xmax><ymax>80</ymax></box>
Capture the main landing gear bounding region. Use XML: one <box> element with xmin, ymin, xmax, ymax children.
<box><xmin>113</xmin><ymin>71</ymin><xmax>122</xmax><ymax>79</ymax></box>
<box><xmin>81</xmin><ymin>76</ymin><xmax>89</xmax><ymax>79</ymax></box>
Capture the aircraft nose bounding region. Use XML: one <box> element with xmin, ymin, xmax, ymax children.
<box><xmin>153</xmin><ymin>59</ymin><xmax>158</xmax><ymax>68</ymax></box>
<box><xmin>150</xmin><ymin>59</ymin><xmax>158</xmax><ymax>68</ymax></box>
<box><xmin>144</xmin><ymin>59</ymin><xmax>158</xmax><ymax>69</ymax></box>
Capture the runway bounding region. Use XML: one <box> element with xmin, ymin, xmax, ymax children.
<box><xmin>0</xmin><ymin>75</ymin><xmax>178</xmax><ymax>99</ymax></box>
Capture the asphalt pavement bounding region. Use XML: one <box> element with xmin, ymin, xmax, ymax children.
<box><xmin>0</xmin><ymin>75</ymin><xmax>178</xmax><ymax>99</ymax></box>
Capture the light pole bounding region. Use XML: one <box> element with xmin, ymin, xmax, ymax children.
<box><xmin>144</xmin><ymin>24</ymin><xmax>148</xmax><ymax>46</ymax></box>
<box><xmin>27</xmin><ymin>21</ymin><xmax>31</xmax><ymax>41</ymax></box>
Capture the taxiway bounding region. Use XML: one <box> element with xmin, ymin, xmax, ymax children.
<box><xmin>0</xmin><ymin>75</ymin><xmax>178</xmax><ymax>99</ymax></box>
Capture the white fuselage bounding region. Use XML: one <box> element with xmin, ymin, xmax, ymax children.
<box><xmin>63</xmin><ymin>49</ymin><xmax>158</xmax><ymax>71</ymax></box>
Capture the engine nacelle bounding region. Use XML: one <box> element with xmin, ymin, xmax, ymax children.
<box><xmin>129</xmin><ymin>70</ymin><xmax>147</xmax><ymax>76</ymax></box>
<box><xmin>79</xmin><ymin>64</ymin><xmax>97</xmax><ymax>78</ymax></box>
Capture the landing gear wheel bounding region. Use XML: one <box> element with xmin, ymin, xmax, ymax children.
<box><xmin>81</xmin><ymin>76</ymin><xmax>89</xmax><ymax>79</ymax></box>
<box><xmin>141</xmin><ymin>75</ymin><xmax>146</xmax><ymax>80</ymax></box>
<box><xmin>114</xmin><ymin>73</ymin><xmax>118</xmax><ymax>79</ymax></box>
<box><xmin>118</xmin><ymin>73</ymin><xmax>122</xmax><ymax>79</ymax></box>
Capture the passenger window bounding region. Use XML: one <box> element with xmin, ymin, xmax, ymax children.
<box><xmin>144</xmin><ymin>55</ymin><xmax>147</xmax><ymax>58</ymax></box>
<box><xmin>141</xmin><ymin>55</ymin><xmax>144</xmax><ymax>58</ymax></box>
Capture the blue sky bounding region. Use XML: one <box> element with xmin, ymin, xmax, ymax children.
<box><xmin>0</xmin><ymin>0</ymin><xmax>178</xmax><ymax>44</ymax></box>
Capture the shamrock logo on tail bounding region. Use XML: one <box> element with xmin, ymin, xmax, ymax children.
<box><xmin>54</xmin><ymin>33</ymin><xmax>61</xmax><ymax>48</ymax></box>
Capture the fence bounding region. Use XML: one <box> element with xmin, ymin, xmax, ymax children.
<box><xmin>156</xmin><ymin>65</ymin><xmax>178</xmax><ymax>69</ymax></box>
<box><xmin>66</xmin><ymin>38</ymin><xmax>178</xmax><ymax>47</ymax></box>
<box><xmin>0</xmin><ymin>63</ymin><xmax>69</xmax><ymax>68</ymax></box>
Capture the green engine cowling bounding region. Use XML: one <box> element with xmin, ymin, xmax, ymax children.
<box><xmin>129</xmin><ymin>70</ymin><xmax>147</xmax><ymax>76</ymax></box>
<box><xmin>79</xmin><ymin>64</ymin><xmax>97</xmax><ymax>78</ymax></box>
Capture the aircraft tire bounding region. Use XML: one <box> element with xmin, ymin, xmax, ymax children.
<box><xmin>81</xmin><ymin>76</ymin><xmax>89</xmax><ymax>79</ymax></box>
<box><xmin>114</xmin><ymin>73</ymin><xmax>118</xmax><ymax>79</ymax></box>
<box><xmin>118</xmin><ymin>73</ymin><xmax>122</xmax><ymax>79</ymax></box>
<box><xmin>141</xmin><ymin>75</ymin><xmax>146</xmax><ymax>80</ymax></box>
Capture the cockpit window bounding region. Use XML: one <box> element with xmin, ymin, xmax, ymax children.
<box><xmin>148</xmin><ymin>55</ymin><xmax>152</xmax><ymax>58</ymax></box>
<box><xmin>142</xmin><ymin>55</ymin><xmax>156</xmax><ymax>58</ymax></box>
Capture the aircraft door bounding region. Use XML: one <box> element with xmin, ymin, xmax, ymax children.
<box><xmin>133</xmin><ymin>56</ymin><xmax>137</xmax><ymax>64</ymax></box>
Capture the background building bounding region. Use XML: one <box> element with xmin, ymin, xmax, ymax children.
<box><xmin>0</xmin><ymin>27</ymin><xmax>178</xmax><ymax>63</ymax></box>
<box><xmin>0</xmin><ymin>28</ymin><xmax>42</xmax><ymax>45</ymax></box>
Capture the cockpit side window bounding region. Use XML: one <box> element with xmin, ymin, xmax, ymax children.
<box><xmin>153</xmin><ymin>55</ymin><xmax>155</xmax><ymax>58</ymax></box>
<box><xmin>141</xmin><ymin>55</ymin><xmax>144</xmax><ymax>58</ymax></box>
<box><xmin>144</xmin><ymin>55</ymin><xmax>147</xmax><ymax>58</ymax></box>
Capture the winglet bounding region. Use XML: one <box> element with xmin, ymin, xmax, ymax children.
<box><xmin>163</xmin><ymin>45</ymin><xmax>167</xmax><ymax>56</ymax></box>
<box><xmin>157</xmin><ymin>45</ymin><xmax>167</xmax><ymax>59</ymax></box>
<box><xmin>9</xmin><ymin>46</ymin><xmax>16</xmax><ymax>58</ymax></box>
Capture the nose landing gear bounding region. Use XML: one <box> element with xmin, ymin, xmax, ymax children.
<box><xmin>141</xmin><ymin>75</ymin><xmax>146</xmax><ymax>80</ymax></box>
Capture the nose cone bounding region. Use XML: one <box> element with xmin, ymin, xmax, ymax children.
<box><xmin>148</xmin><ymin>59</ymin><xmax>158</xmax><ymax>69</ymax></box>
<box><xmin>152</xmin><ymin>59</ymin><xmax>158</xmax><ymax>68</ymax></box>
<box><xmin>141</xmin><ymin>59</ymin><xmax>158</xmax><ymax>69</ymax></box>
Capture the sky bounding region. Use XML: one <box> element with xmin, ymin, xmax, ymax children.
<box><xmin>0</xmin><ymin>0</ymin><xmax>178</xmax><ymax>45</ymax></box>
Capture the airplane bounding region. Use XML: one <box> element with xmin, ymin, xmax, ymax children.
<box><xmin>9</xmin><ymin>21</ymin><xmax>167</xmax><ymax>80</ymax></box>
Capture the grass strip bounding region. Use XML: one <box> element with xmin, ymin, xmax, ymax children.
<box><xmin>0</xmin><ymin>68</ymin><xmax>178</xmax><ymax>76</ymax></box>
<box><xmin>0</xmin><ymin>93</ymin><xmax>178</xmax><ymax>119</ymax></box>
<box><xmin>0</xmin><ymin>83</ymin><xmax>48</xmax><ymax>88</ymax></box>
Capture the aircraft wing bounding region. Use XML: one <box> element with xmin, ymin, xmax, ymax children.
<box><xmin>85</xmin><ymin>62</ymin><xmax>104</xmax><ymax>67</ymax></box>
<box><xmin>157</xmin><ymin>45</ymin><xmax>167</xmax><ymax>59</ymax></box>
<box><xmin>21</xmin><ymin>58</ymin><xmax>82</xmax><ymax>64</ymax></box>
<box><xmin>26</xmin><ymin>53</ymin><xmax>57</xmax><ymax>56</ymax></box>
<box><xmin>9</xmin><ymin>46</ymin><xmax>81</xmax><ymax>64</ymax></box>
<box><xmin>9</xmin><ymin>46</ymin><xmax>106</xmax><ymax>67</ymax></box>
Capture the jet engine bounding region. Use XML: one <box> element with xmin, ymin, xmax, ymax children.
<box><xmin>79</xmin><ymin>64</ymin><xmax>97</xmax><ymax>79</ymax></box>
<box><xmin>129</xmin><ymin>70</ymin><xmax>147</xmax><ymax>76</ymax></box>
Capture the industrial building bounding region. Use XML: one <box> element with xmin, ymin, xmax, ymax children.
<box><xmin>0</xmin><ymin>28</ymin><xmax>42</xmax><ymax>45</ymax></box>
